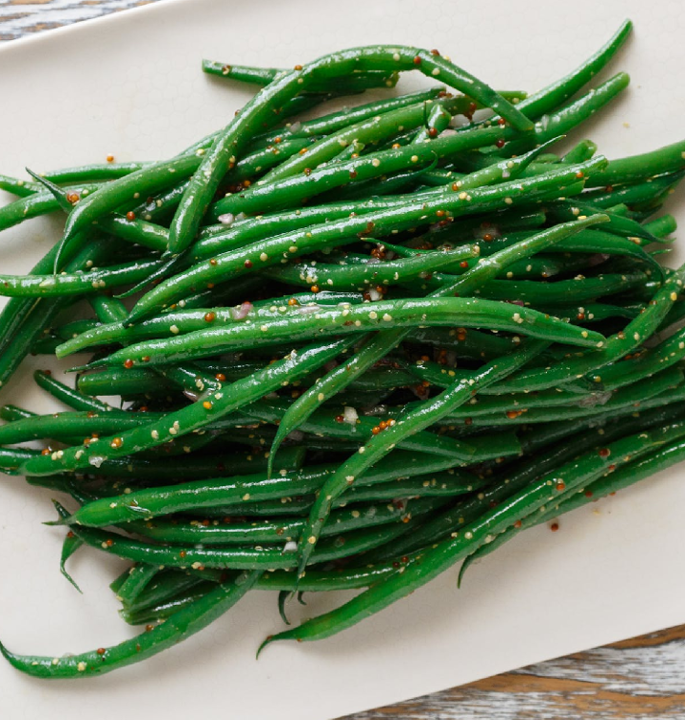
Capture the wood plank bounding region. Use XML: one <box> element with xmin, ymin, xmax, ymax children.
<box><xmin>343</xmin><ymin>625</ymin><xmax>685</xmax><ymax>719</ymax></box>
<box><xmin>0</xmin><ymin>0</ymin><xmax>154</xmax><ymax>41</ymax></box>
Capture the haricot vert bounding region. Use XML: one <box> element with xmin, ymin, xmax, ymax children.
<box><xmin>1</xmin><ymin>19</ymin><xmax>685</xmax><ymax>679</ymax></box>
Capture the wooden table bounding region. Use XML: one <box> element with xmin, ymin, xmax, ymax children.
<box><xmin>1</xmin><ymin>2</ymin><xmax>683</xmax><ymax>717</ymax></box>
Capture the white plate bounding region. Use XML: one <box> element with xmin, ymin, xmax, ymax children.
<box><xmin>0</xmin><ymin>1</ymin><xmax>684</xmax><ymax>718</ymax></box>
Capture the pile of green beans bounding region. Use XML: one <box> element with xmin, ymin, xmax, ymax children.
<box><xmin>2</xmin><ymin>20</ymin><xmax>685</xmax><ymax>678</ymax></box>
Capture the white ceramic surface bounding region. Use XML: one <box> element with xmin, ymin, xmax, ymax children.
<box><xmin>0</xmin><ymin>1</ymin><xmax>684</xmax><ymax>718</ymax></box>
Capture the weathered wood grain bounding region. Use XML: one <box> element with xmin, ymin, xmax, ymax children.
<box><xmin>0</xmin><ymin>0</ymin><xmax>156</xmax><ymax>41</ymax></box>
<box><xmin>343</xmin><ymin>625</ymin><xmax>685</xmax><ymax>719</ymax></box>
<box><xmin>2</xmin><ymin>3</ymin><xmax>685</xmax><ymax>719</ymax></box>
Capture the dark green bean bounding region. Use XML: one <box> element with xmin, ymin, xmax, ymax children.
<box><xmin>381</xmin><ymin>403</ymin><xmax>685</xmax><ymax>560</ymax></box>
<box><xmin>1</xmin><ymin>561</ymin><xmax>261</xmax><ymax>678</ymax></box>
<box><xmin>95</xmin><ymin>297</ymin><xmax>604</xmax><ymax>370</ymax></box>
<box><xmin>295</xmin><ymin>339</ymin><xmax>548</xmax><ymax>577</ymax></box>
<box><xmin>202</xmin><ymin>60</ymin><xmax>398</xmax><ymax>92</ymax></box>
<box><xmin>586</xmin><ymin>139</ymin><xmax>685</xmax><ymax>188</ymax></box>
<box><xmin>485</xmin><ymin>263</ymin><xmax>685</xmax><ymax>394</ymax></box>
<box><xmin>128</xmin><ymin>155</ymin><xmax>608</xmax><ymax>323</ymax></box>
<box><xmin>115</xmin><ymin>564</ymin><xmax>159</xmax><ymax>607</ymax></box>
<box><xmin>170</xmin><ymin>45</ymin><xmax>532</xmax><ymax>255</ymax></box>
<box><xmin>128</xmin><ymin>496</ymin><xmax>443</xmax><ymax>546</ymax></box>
<box><xmin>0</xmin><ymin>257</ymin><xmax>163</xmax><ymax>298</ymax></box>
<box><xmin>261</xmin><ymin>419</ymin><xmax>685</xmax><ymax>649</ymax></box>
<box><xmin>20</xmin><ymin>337</ymin><xmax>357</xmax><ymax>477</ymax></box>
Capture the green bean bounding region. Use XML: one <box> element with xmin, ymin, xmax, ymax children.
<box><xmin>552</xmin><ymin>437</ymin><xmax>685</xmax><ymax>516</ymax></box>
<box><xmin>129</xmin><ymin>181</ymin><xmax>189</xmax><ymax>224</ymax></box>
<box><xmin>43</xmin><ymin>162</ymin><xmax>149</xmax><ymax>185</ymax></box>
<box><xmin>0</xmin><ymin>237</ymin><xmax>112</xmax><ymax>391</ymax></box>
<box><xmin>295</xmin><ymin>339</ymin><xmax>548</xmax><ymax>577</ymax></box>
<box><xmin>259</xmin><ymin>98</ymin><xmax>452</xmax><ymax>185</ymax></box>
<box><xmin>459</xmin><ymin>434</ymin><xmax>685</xmax><ymax>585</ymax></box>
<box><xmin>237</xmin><ymin>397</ymin><xmax>481</xmax><ymax>462</ymax></box>
<box><xmin>486</xmin><ymin>71</ymin><xmax>630</xmax><ymax>159</ymax></box>
<box><xmin>0</xmin><ymin>174</ymin><xmax>41</xmax><ymax>197</ymax></box>
<box><xmin>263</xmin><ymin>217</ymin><xmax>606</xmax><ymax>474</ymax></box>
<box><xmin>449</xmin><ymin>215</ymin><xmax>608</xmax><ymax>296</ymax></box>
<box><xmin>211</xmin><ymin>136</ymin><xmax>473</xmax><ymax>218</ymax></box>
<box><xmin>128</xmin><ymin>156</ymin><xmax>607</xmax><ymax>323</ymax></box>
<box><xmin>260</xmin><ymin>88</ymin><xmax>446</xmax><ymax>142</ymax></box>
<box><xmin>6</xmin><ymin>19</ymin><xmax>685</xmax><ymax>675</ymax></box>
<box><xmin>58</xmin><ymin>444</ymin><xmax>483</xmax><ymax>529</ymax></box>
<box><xmin>545</xmin><ymin>228</ymin><xmax>662</xmax><ymax>269</ymax></box>
<box><xmin>72</xmin><ymin>445</ymin><xmax>305</xmax><ymax>484</ymax></box>
<box><xmin>56</xmin><ymin>154</ymin><xmax>202</xmax><ymax>267</ymax></box>
<box><xmin>97</xmin><ymin>214</ymin><xmax>169</xmax><ymax>252</ymax></box>
<box><xmin>207</xmin><ymin>133</ymin><xmax>557</xmax><ymax>221</ymax></box>
<box><xmin>259</xmin><ymin>245</ymin><xmax>481</xmax><ymax>290</ymax></box>
<box><xmin>202</xmin><ymin>60</ymin><xmax>398</xmax><ymax>92</ymax></box>
<box><xmin>470</xmin><ymin>272</ymin><xmax>648</xmax><ymax>305</ymax></box>
<box><xmin>57</xmin><ymin>260</ymin><xmax>480</xmax><ymax>359</ymax></box>
<box><xmin>595</xmin><ymin>326</ymin><xmax>685</xmax><ymax>392</ymax></box>
<box><xmin>0</xmin><ymin>182</ymin><xmax>101</xmax><ymax>233</ymax></box>
<box><xmin>95</xmin><ymin>297</ymin><xmax>604</xmax><ymax>370</ymax></box>
<box><xmin>405</xmin><ymin>403</ymin><xmax>685</xmax><ymax>560</ymax></box>
<box><xmin>406</xmin><ymin>325</ymin><xmax>517</xmax><ymax>359</ymax></box>
<box><xmin>119</xmin><ymin>570</ymin><xmax>204</xmax><ymax>612</ymax></box>
<box><xmin>645</xmin><ymin>214</ymin><xmax>677</xmax><ymax>240</ymax></box>
<box><xmin>583</xmin><ymin>171</ymin><xmax>684</xmax><ymax>209</ymax></box>
<box><xmin>561</xmin><ymin>140</ymin><xmax>598</xmax><ymax>165</ymax></box>
<box><xmin>396</xmin><ymin>225</ymin><xmax>654</xmax><ymax>271</ymax></box>
<box><xmin>126</xmin><ymin>564</ymin><xmax>402</xmax><ymax>624</ymax></box>
<box><xmin>0</xmin><ymin>404</ymin><xmax>34</xmax><ymax>422</ymax></box>
<box><xmin>119</xmin><ymin>582</ymin><xmax>230</xmax><ymax>626</ymax></box>
<box><xmin>59</xmin><ymin>528</ymin><xmax>83</xmax><ymax>592</ymax></box>
<box><xmin>20</xmin><ymin>337</ymin><xmax>357</xmax><ymax>477</ymax></box>
<box><xmin>264</xmin><ymin>470</ymin><xmax>489</xmax><ymax>509</ymax></box>
<box><xmin>0</xmin><ymin>408</ymin><xmax>183</xmax><ymax>445</ymax></box>
<box><xmin>371</xmin><ymin>423</ymin><xmax>612</xmax><ymax>562</ymax></box>
<box><xmin>485</xmin><ymin>263</ymin><xmax>685</xmax><ymax>394</ymax></box>
<box><xmin>237</xmin><ymin>137</ymin><xmax>330</xmax><ymax>185</ymax></box>
<box><xmin>0</xmin><ymin>234</ymin><xmax>92</xmax><ymax>362</ymax></box>
<box><xmin>115</xmin><ymin>564</ymin><xmax>160</xmax><ymax>607</ymax></box>
<box><xmin>31</xmin><ymin>320</ymin><xmax>101</xmax><ymax>355</ymax></box>
<box><xmin>490</xmin><ymin>253</ymin><xmax>589</xmax><ymax>280</ymax></box>
<box><xmin>78</xmin><ymin>369</ymin><xmax>173</xmax><ymax>397</ymax></box>
<box><xmin>0</xmin><ymin>409</ymin><xmax>127</xmax><ymax>444</ymax></box>
<box><xmin>199</xmin><ymin>460</ymin><xmax>503</xmax><ymax>519</ymax></box>
<box><xmin>75</xmin><ymin>513</ymin><xmax>427</xmax><ymax>575</ymax></box>
<box><xmin>0</xmin><ymin>446</ymin><xmax>38</xmax><ymax>474</ymax></box>
<box><xmin>89</xmin><ymin>296</ymin><xmax>128</xmax><ymax>325</ymax></box>
<box><xmin>33</xmin><ymin>370</ymin><xmax>120</xmax><ymax>413</ymax></box>
<box><xmin>452</xmin><ymin>367</ymin><xmax>684</xmax><ymax>425</ymax></box>
<box><xmin>0</xmin><ymin>257</ymin><xmax>163</xmax><ymax>298</ymax></box>
<box><xmin>313</xmin><ymin>48</ymin><xmax>532</xmax><ymax>129</ymax></box>
<box><xmin>436</xmin><ymin>386</ymin><xmax>613</xmax><ymax>416</ymax></box>
<box><xmin>586</xmin><ymin>139</ymin><xmax>685</xmax><ymax>188</ymax></box>
<box><xmin>543</xmin><ymin>302</ymin><xmax>640</xmax><ymax>324</ymax></box>
<box><xmin>191</xmin><ymin>160</ymin><xmax>546</xmax><ymax>265</ymax></box>
<box><xmin>549</xmin><ymin>200</ymin><xmax>662</xmax><ymax>244</ymax></box>
<box><xmin>490</xmin><ymin>20</ymin><xmax>632</xmax><ymax>123</ymax></box>
<box><xmin>170</xmin><ymin>46</ymin><xmax>531</xmax><ymax>258</ymax></box>
<box><xmin>1</xmin><ymin>562</ymin><xmax>261</xmax><ymax>679</ymax></box>
<box><xmin>261</xmin><ymin>418</ymin><xmax>685</xmax><ymax>649</ymax></box>
<box><xmin>129</xmin><ymin>496</ymin><xmax>443</xmax><ymax>546</ymax></box>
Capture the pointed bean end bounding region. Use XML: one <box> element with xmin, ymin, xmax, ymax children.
<box><xmin>44</xmin><ymin>515</ymin><xmax>71</xmax><ymax>527</ymax></box>
<box><xmin>256</xmin><ymin>634</ymin><xmax>275</xmax><ymax>659</ymax></box>
<box><xmin>0</xmin><ymin>640</ymin><xmax>16</xmax><ymax>665</ymax></box>
<box><xmin>60</xmin><ymin>566</ymin><xmax>83</xmax><ymax>595</ymax></box>
<box><xmin>66</xmin><ymin>362</ymin><xmax>101</xmax><ymax>374</ymax></box>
